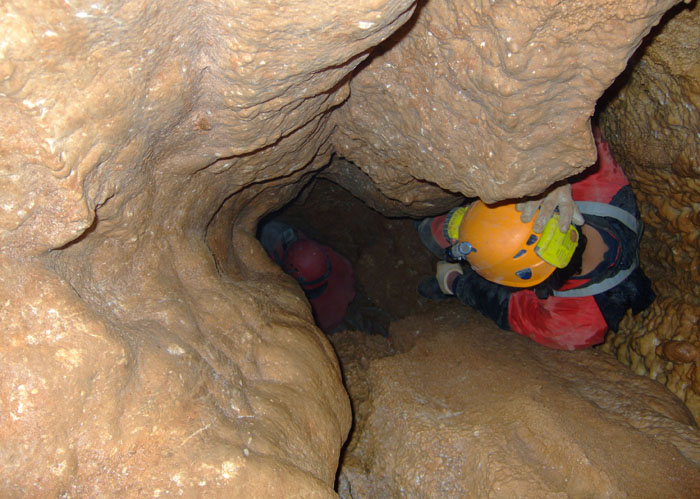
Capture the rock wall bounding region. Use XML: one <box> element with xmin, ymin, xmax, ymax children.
<box><xmin>598</xmin><ymin>2</ymin><xmax>700</xmax><ymax>421</ymax></box>
<box><xmin>1</xmin><ymin>0</ymin><xmax>421</xmax><ymax>494</ymax></box>
<box><xmin>0</xmin><ymin>0</ymin><xmax>693</xmax><ymax>494</ymax></box>
<box><xmin>332</xmin><ymin>0</ymin><xmax>678</xmax><ymax>204</ymax></box>
<box><xmin>332</xmin><ymin>306</ymin><xmax>700</xmax><ymax>497</ymax></box>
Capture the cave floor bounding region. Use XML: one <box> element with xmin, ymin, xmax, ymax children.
<box><xmin>329</xmin><ymin>302</ymin><xmax>700</xmax><ymax>497</ymax></box>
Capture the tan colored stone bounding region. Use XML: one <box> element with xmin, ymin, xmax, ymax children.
<box><xmin>1</xmin><ymin>0</ymin><xmax>419</xmax><ymax>494</ymax></box>
<box><xmin>1</xmin><ymin>0</ymin><xmax>697</xmax><ymax>494</ymax></box>
<box><xmin>336</xmin><ymin>304</ymin><xmax>700</xmax><ymax>497</ymax></box>
<box><xmin>332</xmin><ymin>0</ymin><xmax>678</xmax><ymax>204</ymax></box>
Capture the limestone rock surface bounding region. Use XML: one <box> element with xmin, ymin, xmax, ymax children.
<box><xmin>598</xmin><ymin>2</ymin><xmax>700</xmax><ymax>421</ymax></box>
<box><xmin>1</xmin><ymin>0</ymin><xmax>418</xmax><ymax>494</ymax></box>
<box><xmin>0</xmin><ymin>0</ymin><xmax>694</xmax><ymax>494</ymax></box>
<box><xmin>332</xmin><ymin>0</ymin><xmax>678</xmax><ymax>204</ymax></box>
<box><xmin>320</xmin><ymin>157</ymin><xmax>463</xmax><ymax>218</ymax></box>
<box><xmin>334</xmin><ymin>304</ymin><xmax>700</xmax><ymax>497</ymax></box>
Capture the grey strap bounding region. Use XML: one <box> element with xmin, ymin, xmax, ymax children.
<box><xmin>280</xmin><ymin>227</ymin><xmax>297</xmax><ymax>247</ymax></box>
<box><xmin>575</xmin><ymin>201</ymin><xmax>640</xmax><ymax>234</ymax></box>
<box><xmin>553</xmin><ymin>201</ymin><xmax>640</xmax><ymax>297</ymax></box>
<box><xmin>553</xmin><ymin>262</ymin><xmax>637</xmax><ymax>297</ymax></box>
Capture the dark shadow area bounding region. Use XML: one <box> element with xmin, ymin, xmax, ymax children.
<box><xmin>256</xmin><ymin>176</ymin><xmax>440</xmax><ymax>337</ymax></box>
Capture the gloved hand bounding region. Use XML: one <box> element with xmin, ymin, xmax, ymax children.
<box><xmin>515</xmin><ymin>182</ymin><xmax>584</xmax><ymax>233</ymax></box>
<box><xmin>436</xmin><ymin>261</ymin><xmax>463</xmax><ymax>295</ymax></box>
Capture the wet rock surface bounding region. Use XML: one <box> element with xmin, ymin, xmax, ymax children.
<box><xmin>598</xmin><ymin>2</ymin><xmax>700</xmax><ymax>421</ymax></box>
<box><xmin>332</xmin><ymin>303</ymin><xmax>700</xmax><ymax>497</ymax></box>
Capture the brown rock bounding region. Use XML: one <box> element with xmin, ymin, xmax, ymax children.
<box><xmin>658</xmin><ymin>340</ymin><xmax>699</xmax><ymax>363</ymax></box>
<box><xmin>320</xmin><ymin>157</ymin><xmax>463</xmax><ymax>218</ymax></box>
<box><xmin>1</xmin><ymin>0</ymin><xmax>698</xmax><ymax>494</ymax></box>
<box><xmin>1</xmin><ymin>0</ymin><xmax>420</xmax><ymax>494</ymax></box>
<box><xmin>336</xmin><ymin>303</ymin><xmax>700</xmax><ymax>497</ymax></box>
<box><xmin>332</xmin><ymin>0</ymin><xmax>677</xmax><ymax>203</ymax></box>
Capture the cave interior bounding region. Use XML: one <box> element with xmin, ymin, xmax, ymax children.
<box><xmin>2</xmin><ymin>0</ymin><xmax>700</xmax><ymax>496</ymax></box>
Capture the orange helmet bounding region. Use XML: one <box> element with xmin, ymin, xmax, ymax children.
<box><xmin>458</xmin><ymin>201</ymin><xmax>556</xmax><ymax>287</ymax></box>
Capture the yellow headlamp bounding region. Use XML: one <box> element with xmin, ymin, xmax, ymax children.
<box><xmin>534</xmin><ymin>213</ymin><xmax>579</xmax><ymax>269</ymax></box>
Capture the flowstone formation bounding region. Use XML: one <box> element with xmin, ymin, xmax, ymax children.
<box><xmin>331</xmin><ymin>306</ymin><xmax>700</xmax><ymax>497</ymax></box>
<box><xmin>597</xmin><ymin>2</ymin><xmax>700</xmax><ymax>421</ymax></box>
<box><xmin>0</xmin><ymin>0</ymin><xmax>693</xmax><ymax>495</ymax></box>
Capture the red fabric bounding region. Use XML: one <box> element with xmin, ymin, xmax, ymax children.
<box><xmin>508</xmin><ymin>290</ymin><xmax>608</xmax><ymax>350</ymax></box>
<box><xmin>507</xmin><ymin>129</ymin><xmax>628</xmax><ymax>350</ymax></box>
<box><xmin>309</xmin><ymin>247</ymin><xmax>355</xmax><ymax>332</ymax></box>
<box><xmin>571</xmin><ymin>127</ymin><xmax>629</xmax><ymax>204</ymax></box>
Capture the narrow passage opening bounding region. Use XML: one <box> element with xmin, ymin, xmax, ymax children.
<box><xmin>256</xmin><ymin>176</ymin><xmax>440</xmax><ymax>337</ymax></box>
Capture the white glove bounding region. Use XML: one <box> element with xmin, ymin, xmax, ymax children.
<box><xmin>515</xmin><ymin>183</ymin><xmax>584</xmax><ymax>233</ymax></box>
<box><xmin>436</xmin><ymin>261</ymin><xmax>463</xmax><ymax>295</ymax></box>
